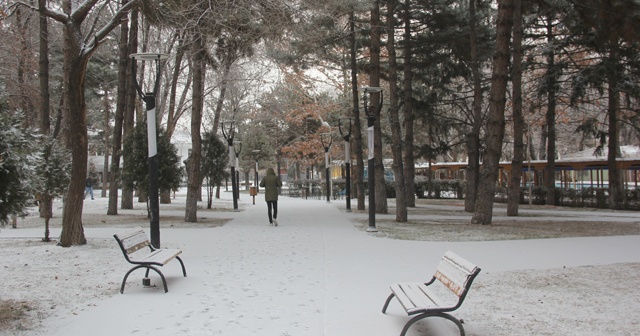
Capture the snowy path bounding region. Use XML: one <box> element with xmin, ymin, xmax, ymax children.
<box><xmin>4</xmin><ymin>191</ymin><xmax>640</xmax><ymax>336</ymax></box>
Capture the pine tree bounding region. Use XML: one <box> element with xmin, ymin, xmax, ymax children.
<box><xmin>0</xmin><ymin>112</ymin><xmax>39</xmax><ymax>226</ymax></box>
<box><xmin>201</xmin><ymin>132</ymin><xmax>229</xmax><ymax>209</ymax></box>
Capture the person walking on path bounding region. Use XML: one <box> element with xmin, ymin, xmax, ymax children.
<box><xmin>259</xmin><ymin>167</ymin><xmax>282</xmax><ymax>226</ymax></box>
<box><xmin>84</xmin><ymin>176</ymin><xmax>94</xmax><ymax>200</ymax></box>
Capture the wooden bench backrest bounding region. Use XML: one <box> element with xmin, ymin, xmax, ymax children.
<box><xmin>434</xmin><ymin>251</ymin><xmax>481</xmax><ymax>297</ymax></box>
<box><xmin>114</xmin><ymin>227</ymin><xmax>151</xmax><ymax>256</ymax></box>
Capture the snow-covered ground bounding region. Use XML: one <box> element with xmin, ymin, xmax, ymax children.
<box><xmin>1</xmin><ymin>190</ymin><xmax>640</xmax><ymax>336</ymax></box>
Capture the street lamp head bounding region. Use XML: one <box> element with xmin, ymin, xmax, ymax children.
<box><xmin>234</xmin><ymin>141</ymin><xmax>242</xmax><ymax>156</ymax></box>
<box><xmin>130</xmin><ymin>53</ymin><xmax>169</xmax><ymax>99</ymax></box>
<box><xmin>321</xmin><ymin>132</ymin><xmax>333</xmax><ymax>149</ymax></box>
<box><xmin>221</xmin><ymin>120</ymin><xmax>235</xmax><ymax>142</ymax></box>
<box><xmin>360</xmin><ymin>86</ymin><xmax>384</xmax><ymax>119</ymax></box>
<box><xmin>130</xmin><ymin>53</ymin><xmax>169</xmax><ymax>61</ymax></box>
<box><xmin>338</xmin><ymin>117</ymin><xmax>352</xmax><ymax>139</ymax></box>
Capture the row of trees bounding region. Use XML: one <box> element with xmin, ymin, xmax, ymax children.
<box><xmin>2</xmin><ymin>0</ymin><xmax>639</xmax><ymax>246</ymax></box>
<box><xmin>242</xmin><ymin>0</ymin><xmax>640</xmax><ymax>224</ymax></box>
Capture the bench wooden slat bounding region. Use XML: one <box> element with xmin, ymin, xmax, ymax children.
<box><xmin>115</xmin><ymin>228</ymin><xmax>150</xmax><ymax>254</ymax></box>
<box><xmin>443</xmin><ymin>250</ymin><xmax>478</xmax><ymax>274</ymax></box>
<box><xmin>134</xmin><ymin>248</ymin><xmax>182</xmax><ymax>265</ymax></box>
<box><xmin>436</xmin><ymin>251</ymin><xmax>478</xmax><ymax>297</ymax></box>
<box><xmin>392</xmin><ymin>283</ymin><xmax>443</xmax><ymax>315</ymax></box>
<box><xmin>435</xmin><ymin>264</ymin><xmax>466</xmax><ymax>297</ymax></box>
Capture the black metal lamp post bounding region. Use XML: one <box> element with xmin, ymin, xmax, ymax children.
<box><xmin>221</xmin><ymin>121</ymin><xmax>238</xmax><ymax>211</ymax></box>
<box><xmin>234</xmin><ymin>141</ymin><xmax>242</xmax><ymax>201</ymax></box>
<box><xmin>321</xmin><ymin>132</ymin><xmax>333</xmax><ymax>202</ymax></box>
<box><xmin>338</xmin><ymin>117</ymin><xmax>352</xmax><ymax>211</ymax></box>
<box><xmin>130</xmin><ymin>52</ymin><xmax>168</xmax><ymax>248</ymax></box>
<box><xmin>361</xmin><ymin>86</ymin><xmax>383</xmax><ymax>232</ymax></box>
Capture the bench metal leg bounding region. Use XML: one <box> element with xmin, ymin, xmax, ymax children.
<box><xmin>120</xmin><ymin>265</ymin><xmax>169</xmax><ymax>293</ymax></box>
<box><xmin>382</xmin><ymin>293</ymin><xmax>396</xmax><ymax>314</ymax></box>
<box><xmin>175</xmin><ymin>256</ymin><xmax>187</xmax><ymax>277</ymax></box>
<box><xmin>400</xmin><ymin>312</ymin><xmax>465</xmax><ymax>336</ymax></box>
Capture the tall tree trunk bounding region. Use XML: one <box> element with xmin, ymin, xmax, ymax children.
<box><xmin>102</xmin><ymin>90</ymin><xmax>111</xmax><ymax>198</ymax></box>
<box><xmin>59</xmin><ymin>18</ymin><xmax>88</xmax><ymax>247</ymax></box>
<box><xmin>185</xmin><ymin>33</ymin><xmax>205</xmax><ymax>222</ymax></box>
<box><xmin>38</xmin><ymin>0</ymin><xmax>53</xmax><ymax>236</ymax></box>
<box><xmin>108</xmin><ymin>10</ymin><xmax>129</xmax><ymax>215</ymax></box>
<box><xmin>121</xmin><ymin>8</ymin><xmax>139</xmax><ymax>210</ymax></box>
<box><xmin>38</xmin><ymin>0</ymin><xmax>50</xmax><ymax>136</ymax></box>
<box><xmin>350</xmin><ymin>11</ymin><xmax>366</xmax><ymax>211</ymax></box>
<box><xmin>607</xmin><ymin>47</ymin><xmax>621</xmax><ymax>210</ymax></box>
<box><xmin>386</xmin><ymin>0</ymin><xmax>407</xmax><ymax>222</ymax></box>
<box><xmin>544</xmin><ymin>16</ymin><xmax>557</xmax><ymax>206</ymax></box>
<box><xmin>15</xmin><ymin>8</ymin><xmax>36</xmax><ymax>125</ymax></box>
<box><xmin>471</xmin><ymin>0</ymin><xmax>514</xmax><ymax>225</ymax></box>
<box><xmin>538</xmin><ymin>124</ymin><xmax>547</xmax><ymax>160</ymax></box>
<box><xmin>160</xmin><ymin>32</ymin><xmax>190</xmax><ymax>204</ymax></box>
<box><xmin>402</xmin><ymin>0</ymin><xmax>416</xmax><ymax>208</ymax></box>
<box><xmin>212</xmin><ymin>61</ymin><xmax>233</xmax><ymax>135</ymax></box>
<box><xmin>371</xmin><ymin>0</ymin><xmax>387</xmax><ymax>214</ymax></box>
<box><xmin>465</xmin><ymin>0</ymin><xmax>483</xmax><ymax>213</ymax></box>
<box><xmin>160</xmin><ymin>190</ymin><xmax>172</xmax><ymax>204</ymax></box>
<box><xmin>507</xmin><ymin>0</ymin><xmax>523</xmax><ymax>216</ymax></box>
<box><xmin>166</xmin><ymin>34</ymin><xmax>186</xmax><ymax>139</ymax></box>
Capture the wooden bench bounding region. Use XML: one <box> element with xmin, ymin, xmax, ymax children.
<box><xmin>382</xmin><ymin>251</ymin><xmax>481</xmax><ymax>336</ymax></box>
<box><xmin>113</xmin><ymin>227</ymin><xmax>187</xmax><ymax>293</ymax></box>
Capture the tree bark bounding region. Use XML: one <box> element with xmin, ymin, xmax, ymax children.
<box><xmin>212</xmin><ymin>60</ymin><xmax>233</xmax><ymax>135</ymax></box>
<box><xmin>371</xmin><ymin>0</ymin><xmax>387</xmax><ymax>214</ymax></box>
<box><xmin>471</xmin><ymin>0</ymin><xmax>514</xmax><ymax>225</ymax></box>
<box><xmin>165</xmin><ymin>34</ymin><xmax>186</xmax><ymax>139</ymax></box>
<box><xmin>465</xmin><ymin>0</ymin><xmax>483</xmax><ymax>213</ymax></box>
<box><xmin>108</xmin><ymin>10</ymin><xmax>129</xmax><ymax>215</ymax></box>
<box><xmin>349</xmin><ymin>11</ymin><xmax>366</xmax><ymax>211</ymax></box>
<box><xmin>102</xmin><ymin>90</ymin><xmax>111</xmax><ymax>198</ymax></box>
<box><xmin>185</xmin><ymin>32</ymin><xmax>205</xmax><ymax>222</ymax></box>
<box><xmin>15</xmin><ymin>8</ymin><xmax>36</xmax><ymax>126</ymax></box>
<box><xmin>544</xmin><ymin>16</ymin><xmax>557</xmax><ymax>206</ymax></box>
<box><xmin>607</xmin><ymin>47</ymin><xmax>621</xmax><ymax>210</ymax></box>
<box><xmin>38</xmin><ymin>0</ymin><xmax>53</xmax><ymax>232</ymax></box>
<box><xmin>38</xmin><ymin>0</ymin><xmax>50</xmax><ymax>136</ymax></box>
<box><xmin>386</xmin><ymin>0</ymin><xmax>407</xmax><ymax>222</ymax></box>
<box><xmin>507</xmin><ymin>0</ymin><xmax>523</xmax><ymax>216</ymax></box>
<box><xmin>121</xmin><ymin>8</ymin><xmax>139</xmax><ymax>210</ymax></box>
<box><xmin>59</xmin><ymin>16</ymin><xmax>89</xmax><ymax>247</ymax></box>
<box><xmin>402</xmin><ymin>0</ymin><xmax>416</xmax><ymax>208</ymax></box>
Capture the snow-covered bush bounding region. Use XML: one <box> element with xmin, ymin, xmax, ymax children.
<box><xmin>0</xmin><ymin>113</ymin><xmax>39</xmax><ymax>225</ymax></box>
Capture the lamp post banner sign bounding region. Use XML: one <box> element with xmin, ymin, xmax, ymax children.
<box><xmin>367</xmin><ymin>126</ymin><xmax>374</xmax><ymax>160</ymax></box>
<box><xmin>146</xmin><ymin>104</ymin><xmax>158</xmax><ymax>157</ymax></box>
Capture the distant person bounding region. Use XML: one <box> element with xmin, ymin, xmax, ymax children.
<box><xmin>85</xmin><ymin>176</ymin><xmax>94</xmax><ymax>200</ymax></box>
<box><xmin>259</xmin><ymin>168</ymin><xmax>282</xmax><ymax>226</ymax></box>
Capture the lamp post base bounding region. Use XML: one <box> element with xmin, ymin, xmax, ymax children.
<box><xmin>366</xmin><ymin>226</ymin><xmax>378</xmax><ymax>233</ymax></box>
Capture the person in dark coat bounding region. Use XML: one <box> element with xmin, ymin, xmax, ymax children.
<box><xmin>259</xmin><ymin>167</ymin><xmax>282</xmax><ymax>226</ymax></box>
<box><xmin>84</xmin><ymin>176</ymin><xmax>94</xmax><ymax>200</ymax></box>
